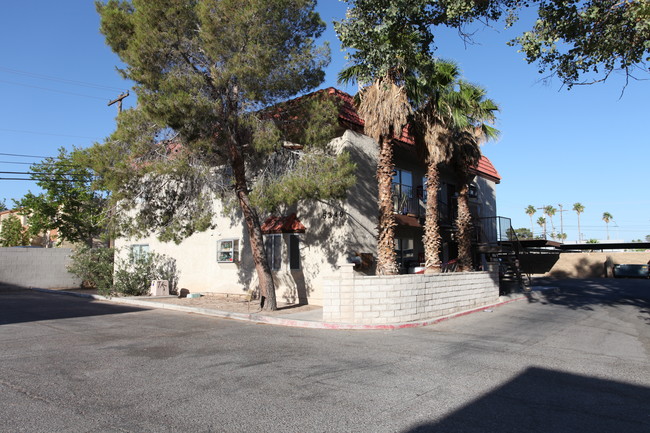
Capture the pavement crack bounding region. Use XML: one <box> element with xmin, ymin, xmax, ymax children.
<box><xmin>0</xmin><ymin>377</ymin><xmax>53</xmax><ymax>405</ymax></box>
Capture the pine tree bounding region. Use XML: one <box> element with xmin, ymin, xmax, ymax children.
<box><xmin>95</xmin><ymin>0</ymin><xmax>344</xmax><ymax>310</ymax></box>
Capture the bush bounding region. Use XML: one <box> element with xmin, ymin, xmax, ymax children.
<box><xmin>68</xmin><ymin>246</ymin><xmax>178</xmax><ymax>297</ymax></box>
<box><xmin>68</xmin><ymin>247</ymin><xmax>115</xmax><ymax>295</ymax></box>
<box><xmin>113</xmin><ymin>249</ymin><xmax>178</xmax><ymax>296</ymax></box>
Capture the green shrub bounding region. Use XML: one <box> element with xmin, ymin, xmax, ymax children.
<box><xmin>113</xmin><ymin>249</ymin><xmax>178</xmax><ymax>296</ymax></box>
<box><xmin>68</xmin><ymin>246</ymin><xmax>178</xmax><ymax>297</ymax></box>
<box><xmin>67</xmin><ymin>247</ymin><xmax>115</xmax><ymax>295</ymax></box>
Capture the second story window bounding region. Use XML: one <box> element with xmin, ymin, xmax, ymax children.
<box><xmin>392</xmin><ymin>168</ymin><xmax>414</xmax><ymax>214</ymax></box>
<box><xmin>392</xmin><ymin>168</ymin><xmax>413</xmax><ymax>191</ymax></box>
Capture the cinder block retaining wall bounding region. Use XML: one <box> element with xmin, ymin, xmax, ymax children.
<box><xmin>323</xmin><ymin>264</ymin><xmax>500</xmax><ymax>324</ymax></box>
<box><xmin>0</xmin><ymin>248</ymin><xmax>80</xmax><ymax>289</ymax></box>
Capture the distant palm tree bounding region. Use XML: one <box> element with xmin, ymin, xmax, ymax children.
<box><xmin>572</xmin><ymin>202</ymin><xmax>585</xmax><ymax>242</ymax></box>
<box><xmin>544</xmin><ymin>205</ymin><xmax>557</xmax><ymax>237</ymax></box>
<box><xmin>602</xmin><ymin>212</ymin><xmax>613</xmax><ymax>240</ymax></box>
<box><xmin>557</xmin><ymin>232</ymin><xmax>567</xmax><ymax>243</ymax></box>
<box><xmin>525</xmin><ymin>205</ymin><xmax>536</xmax><ymax>236</ymax></box>
<box><xmin>537</xmin><ymin>216</ymin><xmax>547</xmax><ymax>239</ymax></box>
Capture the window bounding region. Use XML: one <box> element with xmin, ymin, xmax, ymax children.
<box><xmin>392</xmin><ymin>168</ymin><xmax>413</xmax><ymax>189</ymax></box>
<box><xmin>289</xmin><ymin>234</ymin><xmax>300</xmax><ymax>270</ymax></box>
<box><xmin>264</xmin><ymin>234</ymin><xmax>282</xmax><ymax>270</ymax></box>
<box><xmin>131</xmin><ymin>244</ymin><xmax>149</xmax><ymax>262</ymax></box>
<box><xmin>392</xmin><ymin>168</ymin><xmax>414</xmax><ymax>214</ymax></box>
<box><xmin>217</xmin><ymin>239</ymin><xmax>239</xmax><ymax>263</ymax></box>
<box><xmin>394</xmin><ymin>238</ymin><xmax>414</xmax><ymax>269</ymax></box>
<box><xmin>468</xmin><ymin>184</ymin><xmax>478</xmax><ymax>199</ymax></box>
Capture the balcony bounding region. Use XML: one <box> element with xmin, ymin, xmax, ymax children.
<box><xmin>391</xmin><ymin>184</ymin><xmax>455</xmax><ymax>225</ymax></box>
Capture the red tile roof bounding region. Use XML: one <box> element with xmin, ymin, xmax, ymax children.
<box><xmin>469</xmin><ymin>155</ymin><xmax>501</xmax><ymax>184</ymax></box>
<box><xmin>325</xmin><ymin>87</ymin><xmax>501</xmax><ymax>183</ymax></box>
<box><xmin>261</xmin><ymin>213</ymin><xmax>306</xmax><ymax>234</ymax></box>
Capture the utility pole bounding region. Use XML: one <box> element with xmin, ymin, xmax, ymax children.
<box><xmin>557</xmin><ymin>204</ymin><xmax>568</xmax><ymax>237</ymax></box>
<box><xmin>537</xmin><ymin>205</ymin><xmax>547</xmax><ymax>239</ymax></box>
<box><xmin>108</xmin><ymin>91</ymin><xmax>129</xmax><ymax>114</ymax></box>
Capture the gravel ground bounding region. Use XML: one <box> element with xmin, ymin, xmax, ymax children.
<box><xmin>54</xmin><ymin>287</ymin><xmax>320</xmax><ymax>316</ymax></box>
<box><xmin>145</xmin><ymin>293</ymin><xmax>321</xmax><ymax>315</ymax></box>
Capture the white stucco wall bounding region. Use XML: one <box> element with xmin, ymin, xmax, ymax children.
<box><xmin>114</xmin><ymin>129</ymin><xmax>499</xmax><ymax>306</ymax></box>
<box><xmin>115</xmin><ymin>130</ymin><xmax>379</xmax><ymax>305</ymax></box>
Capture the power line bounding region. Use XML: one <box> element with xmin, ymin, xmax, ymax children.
<box><xmin>0</xmin><ymin>160</ymin><xmax>38</xmax><ymax>165</ymax></box>
<box><xmin>0</xmin><ymin>152</ymin><xmax>52</xmax><ymax>159</ymax></box>
<box><xmin>0</xmin><ymin>171</ymin><xmax>89</xmax><ymax>177</ymax></box>
<box><xmin>0</xmin><ymin>127</ymin><xmax>98</xmax><ymax>140</ymax></box>
<box><xmin>0</xmin><ymin>177</ymin><xmax>85</xmax><ymax>182</ymax></box>
<box><xmin>0</xmin><ymin>79</ymin><xmax>108</xmax><ymax>101</ymax></box>
<box><xmin>0</xmin><ymin>65</ymin><xmax>125</xmax><ymax>92</ymax></box>
<box><xmin>0</xmin><ymin>160</ymin><xmax>78</xmax><ymax>167</ymax></box>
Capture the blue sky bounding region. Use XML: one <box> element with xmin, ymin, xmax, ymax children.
<box><xmin>1</xmin><ymin>1</ymin><xmax>648</xmax><ymax>242</ymax></box>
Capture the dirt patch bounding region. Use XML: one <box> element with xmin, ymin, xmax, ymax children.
<box><xmin>52</xmin><ymin>287</ymin><xmax>320</xmax><ymax>316</ymax></box>
<box><xmin>144</xmin><ymin>294</ymin><xmax>321</xmax><ymax>316</ymax></box>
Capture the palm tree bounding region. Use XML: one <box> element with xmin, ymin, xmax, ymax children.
<box><xmin>412</xmin><ymin>63</ymin><xmax>499</xmax><ymax>273</ymax></box>
<box><xmin>336</xmin><ymin>3</ymin><xmax>434</xmax><ymax>276</ymax></box>
<box><xmin>572</xmin><ymin>202</ymin><xmax>585</xmax><ymax>242</ymax></box>
<box><xmin>448</xmin><ymin>85</ymin><xmax>499</xmax><ymax>272</ymax></box>
<box><xmin>602</xmin><ymin>212</ymin><xmax>613</xmax><ymax>240</ymax></box>
<box><xmin>525</xmin><ymin>205</ymin><xmax>536</xmax><ymax>236</ymax></box>
<box><xmin>537</xmin><ymin>216</ymin><xmax>547</xmax><ymax>239</ymax></box>
<box><xmin>411</xmin><ymin>61</ymin><xmax>462</xmax><ymax>274</ymax></box>
<box><xmin>354</xmin><ymin>77</ymin><xmax>411</xmax><ymax>275</ymax></box>
<box><xmin>544</xmin><ymin>205</ymin><xmax>557</xmax><ymax>237</ymax></box>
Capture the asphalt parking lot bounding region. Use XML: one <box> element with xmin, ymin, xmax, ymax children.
<box><xmin>1</xmin><ymin>278</ymin><xmax>649</xmax><ymax>432</ymax></box>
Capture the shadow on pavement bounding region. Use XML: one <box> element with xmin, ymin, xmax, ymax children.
<box><xmin>0</xmin><ymin>283</ymin><xmax>148</xmax><ymax>326</ymax></box>
<box><xmin>526</xmin><ymin>278</ymin><xmax>650</xmax><ymax>325</ymax></box>
<box><xmin>404</xmin><ymin>367</ymin><xmax>650</xmax><ymax>433</ymax></box>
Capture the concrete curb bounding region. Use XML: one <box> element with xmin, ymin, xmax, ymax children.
<box><xmin>28</xmin><ymin>286</ymin><xmax>531</xmax><ymax>330</ymax></box>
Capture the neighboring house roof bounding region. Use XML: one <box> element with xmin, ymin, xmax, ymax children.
<box><xmin>261</xmin><ymin>213</ymin><xmax>306</xmax><ymax>234</ymax></box>
<box><xmin>326</xmin><ymin>87</ymin><xmax>502</xmax><ymax>184</ymax></box>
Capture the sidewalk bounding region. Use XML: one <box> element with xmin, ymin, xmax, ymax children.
<box><xmin>30</xmin><ymin>287</ymin><xmax>532</xmax><ymax>330</ymax></box>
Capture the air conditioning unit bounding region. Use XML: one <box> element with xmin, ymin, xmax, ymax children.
<box><xmin>150</xmin><ymin>280</ymin><xmax>169</xmax><ymax>296</ymax></box>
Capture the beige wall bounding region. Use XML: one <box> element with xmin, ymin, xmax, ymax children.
<box><xmin>115</xmin><ymin>130</ymin><xmax>380</xmax><ymax>305</ymax></box>
<box><xmin>546</xmin><ymin>251</ymin><xmax>650</xmax><ymax>278</ymax></box>
<box><xmin>115</xmin><ymin>129</ymin><xmax>500</xmax><ymax>305</ymax></box>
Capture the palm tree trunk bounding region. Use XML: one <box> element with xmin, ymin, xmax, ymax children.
<box><xmin>455</xmin><ymin>179</ymin><xmax>474</xmax><ymax>272</ymax></box>
<box><xmin>577</xmin><ymin>215</ymin><xmax>581</xmax><ymax>242</ymax></box>
<box><xmin>227</xmin><ymin>138</ymin><xmax>277</xmax><ymax>311</ymax></box>
<box><xmin>423</xmin><ymin>161</ymin><xmax>442</xmax><ymax>273</ymax></box>
<box><xmin>376</xmin><ymin>135</ymin><xmax>399</xmax><ymax>275</ymax></box>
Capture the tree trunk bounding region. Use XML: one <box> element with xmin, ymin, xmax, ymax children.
<box><xmin>455</xmin><ymin>177</ymin><xmax>473</xmax><ymax>272</ymax></box>
<box><xmin>423</xmin><ymin>161</ymin><xmax>442</xmax><ymax>273</ymax></box>
<box><xmin>376</xmin><ymin>135</ymin><xmax>399</xmax><ymax>275</ymax></box>
<box><xmin>227</xmin><ymin>139</ymin><xmax>277</xmax><ymax>311</ymax></box>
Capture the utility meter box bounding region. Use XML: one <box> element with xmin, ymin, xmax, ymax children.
<box><xmin>150</xmin><ymin>280</ymin><xmax>169</xmax><ymax>296</ymax></box>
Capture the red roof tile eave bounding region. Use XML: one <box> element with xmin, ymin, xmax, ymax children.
<box><xmin>329</xmin><ymin>87</ymin><xmax>502</xmax><ymax>184</ymax></box>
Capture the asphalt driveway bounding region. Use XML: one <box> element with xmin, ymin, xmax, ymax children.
<box><xmin>1</xmin><ymin>279</ymin><xmax>648</xmax><ymax>432</ymax></box>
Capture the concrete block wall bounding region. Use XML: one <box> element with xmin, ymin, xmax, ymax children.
<box><xmin>0</xmin><ymin>248</ymin><xmax>80</xmax><ymax>289</ymax></box>
<box><xmin>322</xmin><ymin>264</ymin><xmax>499</xmax><ymax>324</ymax></box>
